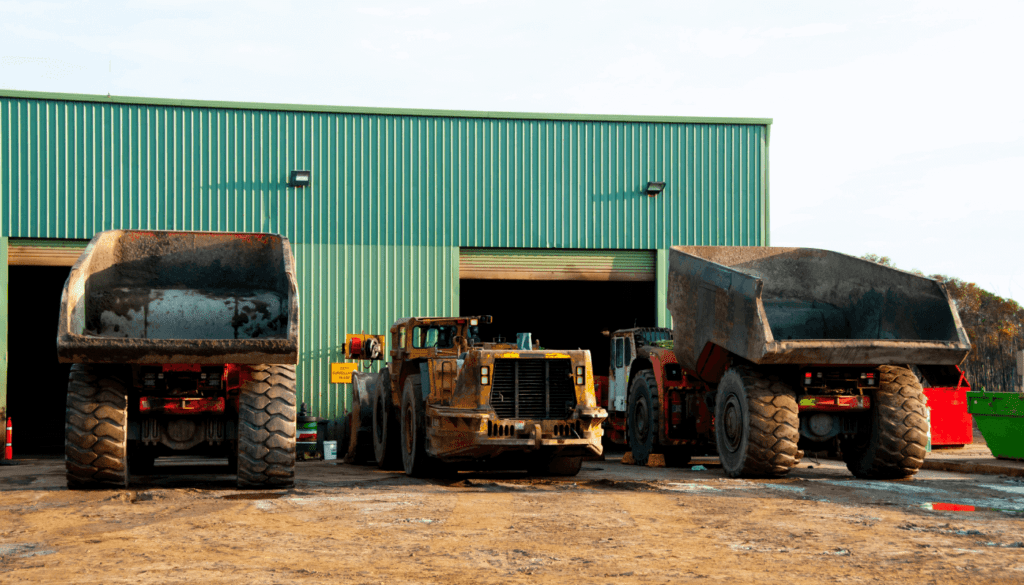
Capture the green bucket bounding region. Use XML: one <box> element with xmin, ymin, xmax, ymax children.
<box><xmin>967</xmin><ymin>391</ymin><xmax>1024</xmax><ymax>460</ymax></box>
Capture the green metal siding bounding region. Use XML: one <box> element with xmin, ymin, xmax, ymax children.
<box><xmin>1</xmin><ymin>95</ymin><xmax>769</xmax><ymax>247</ymax></box>
<box><xmin>0</xmin><ymin>89</ymin><xmax>774</xmax><ymax>126</ymax></box>
<box><xmin>294</xmin><ymin>244</ymin><xmax>456</xmax><ymax>434</ymax></box>
<box><xmin>0</xmin><ymin>91</ymin><xmax>770</xmax><ymax>429</ymax></box>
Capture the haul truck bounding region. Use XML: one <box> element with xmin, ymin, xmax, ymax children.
<box><xmin>663</xmin><ymin>246</ymin><xmax>971</xmax><ymax>479</ymax></box>
<box><xmin>601</xmin><ymin>247</ymin><xmax>971</xmax><ymax>479</ymax></box>
<box><xmin>371</xmin><ymin>316</ymin><xmax>607</xmax><ymax>477</ymax></box>
<box><xmin>57</xmin><ymin>230</ymin><xmax>300</xmax><ymax>489</ymax></box>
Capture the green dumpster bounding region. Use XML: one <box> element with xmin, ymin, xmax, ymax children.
<box><xmin>967</xmin><ymin>391</ymin><xmax>1024</xmax><ymax>460</ymax></box>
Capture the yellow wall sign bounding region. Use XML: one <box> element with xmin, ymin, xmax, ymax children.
<box><xmin>330</xmin><ymin>362</ymin><xmax>359</xmax><ymax>384</ymax></box>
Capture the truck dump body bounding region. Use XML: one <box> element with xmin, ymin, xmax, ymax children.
<box><xmin>668</xmin><ymin>246</ymin><xmax>970</xmax><ymax>374</ymax></box>
<box><xmin>57</xmin><ymin>230</ymin><xmax>299</xmax><ymax>365</ymax></box>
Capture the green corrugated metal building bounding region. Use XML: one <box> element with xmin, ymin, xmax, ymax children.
<box><xmin>0</xmin><ymin>89</ymin><xmax>771</xmax><ymax>452</ymax></box>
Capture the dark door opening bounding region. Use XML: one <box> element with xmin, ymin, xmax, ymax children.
<box><xmin>8</xmin><ymin>266</ymin><xmax>72</xmax><ymax>456</ymax></box>
<box><xmin>459</xmin><ymin>279</ymin><xmax>656</xmax><ymax>374</ymax></box>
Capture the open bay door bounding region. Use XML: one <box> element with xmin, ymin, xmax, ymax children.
<box><xmin>3</xmin><ymin>239</ymin><xmax>88</xmax><ymax>457</ymax></box>
<box><xmin>458</xmin><ymin>248</ymin><xmax>658</xmax><ymax>386</ymax></box>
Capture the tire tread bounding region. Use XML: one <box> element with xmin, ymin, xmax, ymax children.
<box><xmin>842</xmin><ymin>365</ymin><xmax>928</xmax><ymax>479</ymax></box>
<box><xmin>716</xmin><ymin>367</ymin><xmax>800</xmax><ymax>478</ymax></box>
<box><xmin>65</xmin><ymin>364</ymin><xmax>129</xmax><ymax>489</ymax></box>
<box><xmin>237</xmin><ymin>364</ymin><xmax>297</xmax><ymax>489</ymax></box>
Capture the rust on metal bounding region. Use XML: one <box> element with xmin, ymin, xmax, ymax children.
<box><xmin>56</xmin><ymin>230</ymin><xmax>299</xmax><ymax>365</ymax></box>
<box><xmin>381</xmin><ymin>316</ymin><xmax>607</xmax><ymax>464</ymax></box>
<box><xmin>667</xmin><ymin>246</ymin><xmax>971</xmax><ymax>382</ymax></box>
<box><xmin>139</xmin><ymin>396</ymin><xmax>226</xmax><ymax>415</ymax></box>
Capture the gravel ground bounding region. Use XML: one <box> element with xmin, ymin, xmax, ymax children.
<box><xmin>1</xmin><ymin>453</ymin><xmax>1023</xmax><ymax>584</ymax></box>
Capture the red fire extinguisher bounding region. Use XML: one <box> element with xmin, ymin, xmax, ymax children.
<box><xmin>4</xmin><ymin>418</ymin><xmax>11</xmax><ymax>460</ymax></box>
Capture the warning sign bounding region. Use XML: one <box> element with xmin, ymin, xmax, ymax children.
<box><xmin>330</xmin><ymin>362</ymin><xmax>359</xmax><ymax>384</ymax></box>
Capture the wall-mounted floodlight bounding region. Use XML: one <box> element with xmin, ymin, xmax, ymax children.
<box><xmin>645</xmin><ymin>181</ymin><xmax>666</xmax><ymax>196</ymax></box>
<box><xmin>289</xmin><ymin>170</ymin><xmax>311</xmax><ymax>187</ymax></box>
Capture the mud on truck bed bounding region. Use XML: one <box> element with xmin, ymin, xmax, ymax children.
<box><xmin>57</xmin><ymin>230</ymin><xmax>299</xmax><ymax>489</ymax></box>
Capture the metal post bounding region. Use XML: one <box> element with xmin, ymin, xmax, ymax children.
<box><xmin>656</xmin><ymin>249</ymin><xmax>669</xmax><ymax>329</ymax></box>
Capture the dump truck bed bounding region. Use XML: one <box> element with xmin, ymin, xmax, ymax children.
<box><xmin>57</xmin><ymin>230</ymin><xmax>299</xmax><ymax>364</ymax></box>
<box><xmin>667</xmin><ymin>246</ymin><xmax>970</xmax><ymax>372</ymax></box>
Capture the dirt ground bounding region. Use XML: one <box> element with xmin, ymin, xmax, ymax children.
<box><xmin>2</xmin><ymin>452</ymin><xmax>1023</xmax><ymax>584</ymax></box>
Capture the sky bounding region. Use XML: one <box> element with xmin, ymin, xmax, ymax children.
<box><xmin>2</xmin><ymin>0</ymin><xmax>1022</xmax><ymax>301</ymax></box>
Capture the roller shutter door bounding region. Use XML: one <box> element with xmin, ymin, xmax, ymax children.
<box><xmin>8</xmin><ymin>240</ymin><xmax>87</xmax><ymax>266</ymax></box>
<box><xmin>460</xmin><ymin>248</ymin><xmax>655</xmax><ymax>281</ymax></box>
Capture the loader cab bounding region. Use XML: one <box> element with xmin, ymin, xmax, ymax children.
<box><xmin>608</xmin><ymin>332</ymin><xmax>635</xmax><ymax>412</ymax></box>
<box><xmin>390</xmin><ymin>315</ymin><xmax>494</xmax><ymax>364</ymax></box>
<box><xmin>606</xmin><ymin>328</ymin><xmax>673</xmax><ymax>413</ymax></box>
<box><xmin>419</xmin><ymin>325</ymin><xmax>456</xmax><ymax>349</ymax></box>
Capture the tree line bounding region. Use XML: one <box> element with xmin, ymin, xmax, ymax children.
<box><xmin>862</xmin><ymin>254</ymin><xmax>1022</xmax><ymax>393</ymax></box>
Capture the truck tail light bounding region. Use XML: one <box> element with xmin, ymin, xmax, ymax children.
<box><xmin>138</xmin><ymin>396</ymin><xmax>225</xmax><ymax>415</ymax></box>
<box><xmin>804</xmin><ymin>372</ymin><xmax>812</xmax><ymax>385</ymax></box>
<box><xmin>866</xmin><ymin>372</ymin><xmax>875</xmax><ymax>386</ymax></box>
<box><xmin>575</xmin><ymin>365</ymin><xmax>585</xmax><ymax>385</ymax></box>
<box><xmin>480</xmin><ymin>366</ymin><xmax>489</xmax><ymax>385</ymax></box>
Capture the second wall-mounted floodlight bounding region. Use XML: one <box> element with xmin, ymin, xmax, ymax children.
<box><xmin>645</xmin><ymin>181</ymin><xmax>666</xmax><ymax>196</ymax></box>
<box><xmin>289</xmin><ymin>170</ymin><xmax>311</xmax><ymax>187</ymax></box>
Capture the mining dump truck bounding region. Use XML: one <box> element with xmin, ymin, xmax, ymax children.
<box><xmin>371</xmin><ymin>316</ymin><xmax>607</xmax><ymax>477</ymax></box>
<box><xmin>661</xmin><ymin>246</ymin><xmax>971</xmax><ymax>479</ymax></box>
<box><xmin>57</xmin><ymin>230</ymin><xmax>299</xmax><ymax>489</ymax></box>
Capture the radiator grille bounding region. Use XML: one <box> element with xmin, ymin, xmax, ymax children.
<box><xmin>490</xmin><ymin>359</ymin><xmax>577</xmax><ymax>419</ymax></box>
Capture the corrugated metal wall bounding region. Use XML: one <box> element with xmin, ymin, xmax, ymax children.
<box><xmin>0</xmin><ymin>91</ymin><xmax>770</xmax><ymax>433</ymax></box>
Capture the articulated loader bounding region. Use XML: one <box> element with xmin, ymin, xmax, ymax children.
<box><xmin>370</xmin><ymin>316</ymin><xmax>607</xmax><ymax>477</ymax></box>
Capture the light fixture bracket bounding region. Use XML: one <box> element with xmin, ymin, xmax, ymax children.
<box><xmin>289</xmin><ymin>170</ymin><xmax>311</xmax><ymax>188</ymax></box>
<box><xmin>645</xmin><ymin>181</ymin><xmax>666</xmax><ymax>196</ymax></box>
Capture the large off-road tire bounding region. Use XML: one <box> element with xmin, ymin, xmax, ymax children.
<box><xmin>400</xmin><ymin>374</ymin><xmax>437</xmax><ymax>478</ymax></box>
<box><xmin>715</xmin><ymin>366</ymin><xmax>800</xmax><ymax>478</ymax></box>
<box><xmin>626</xmin><ymin>370</ymin><xmax>659</xmax><ymax>466</ymax></box>
<box><xmin>529</xmin><ymin>455</ymin><xmax>583</xmax><ymax>477</ymax></box>
<box><xmin>65</xmin><ymin>364</ymin><xmax>129</xmax><ymax>489</ymax></box>
<box><xmin>372</xmin><ymin>367</ymin><xmax>402</xmax><ymax>470</ymax></box>
<box><xmin>237</xmin><ymin>364</ymin><xmax>296</xmax><ymax>489</ymax></box>
<box><xmin>842</xmin><ymin>365</ymin><xmax>928</xmax><ymax>479</ymax></box>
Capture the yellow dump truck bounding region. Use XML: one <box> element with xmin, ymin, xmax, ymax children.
<box><xmin>371</xmin><ymin>316</ymin><xmax>606</xmax><ymax>477</ymax></box>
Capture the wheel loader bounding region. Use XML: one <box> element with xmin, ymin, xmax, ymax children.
<box><xmin>370</xmin><ymin>316</ymin><xmax>607</xmax><ymax>477</ymax></box>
